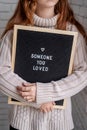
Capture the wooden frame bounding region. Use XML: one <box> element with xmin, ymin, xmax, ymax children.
<box><xmin>8</xmin><ymin>25</ymin><xmax>78</xmax><ymax>109</ymax></box>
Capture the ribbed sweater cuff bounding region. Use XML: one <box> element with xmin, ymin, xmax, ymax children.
<box><xmin>36</xmin><ymin>82</ymin><xmax>61</xmax><ymax>104</ymax></box>
<box><xmin>36</xmin><ymin>82</ymin><xmax>52</xmax><ymax>104</ymax></box>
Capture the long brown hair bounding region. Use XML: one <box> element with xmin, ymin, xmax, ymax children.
<box><xmin>1</xmin><ymin>0</ymin><xmax>87</xmax><ymax>43</ymax></box>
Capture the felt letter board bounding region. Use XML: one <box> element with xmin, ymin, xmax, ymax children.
<box><xmin>8</xmin><ymin>25</ymin><xmax>78</xmax><ymax>109</ymax></box>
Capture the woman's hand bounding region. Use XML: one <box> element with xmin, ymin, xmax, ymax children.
<box><xmin>40</xmin><ymin>102</ymin><xmax>55</xmax><ymax>113</ymax></box>
<box><xmin>17</xmin><ymin>82</ymin><xmax>36</xmax><ymax>102</ymax></box>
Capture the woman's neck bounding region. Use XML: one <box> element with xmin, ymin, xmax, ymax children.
<box><xmin>35</xmin><ymin>6</ymin><xmax>55</xmax><ymax>18</ymax></box>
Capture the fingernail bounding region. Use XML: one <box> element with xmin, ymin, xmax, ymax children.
<box><xmin>23</xmin><ymin>82</ymin><xmax>28</xmax><ymax>86</ymax></box>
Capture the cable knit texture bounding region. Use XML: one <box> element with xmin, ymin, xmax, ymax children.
<box><xmin>0</xmin><ymin>14</ymin><xmax>87</xmax><ymax>130</ymax></box>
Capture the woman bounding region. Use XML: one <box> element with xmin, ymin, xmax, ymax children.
<box><xmin>0</xmin><ymin>0</ymin><xmax>87</xmax><ymax>130</ymax></box>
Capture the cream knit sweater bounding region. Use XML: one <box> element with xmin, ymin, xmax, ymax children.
<box><xmin>0</xmin><ymin>14</ymin><xmax>87</xmax><ymax>130</ymax></box>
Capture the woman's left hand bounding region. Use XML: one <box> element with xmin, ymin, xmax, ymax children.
<box><xmin>17</xmin><ymin>82</ymin><xmax>36</xmax><ymax>102</ymax></box>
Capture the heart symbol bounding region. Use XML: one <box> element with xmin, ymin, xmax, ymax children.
<box><xmin>41</xmin><ymin>48</ymin><xmax>45</xmax><ymax>52</ymax></box>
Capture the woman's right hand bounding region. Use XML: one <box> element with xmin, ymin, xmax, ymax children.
<box><xmin>40</xmin><ymin>102</ymin><xmax>55</xmax><ymax>113</ymax></box>
<box><xmin>17</xmin><ymin>82</ymin><xmax>36</xmax><ymax>102</ymax></box>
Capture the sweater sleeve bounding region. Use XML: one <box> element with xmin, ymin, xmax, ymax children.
<box><xmin>36</xmin><ymin>26</ymin><xmax>87</xmax><ymax>104</ymax></box>
<box><xmin>0</xmin><ymin>30</ymin><xmax>40</xmax><ymax>109</ymax></box>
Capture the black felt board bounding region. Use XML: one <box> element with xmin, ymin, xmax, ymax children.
<box><xmin>14</xmin><ymin>30</ymin><xmax>73</xmax><ymax>82</ymax></box>
<box><xmin>9</xmin><ymin>25</ymin><xmax>77</xmax><ymax>108</ymax></box>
